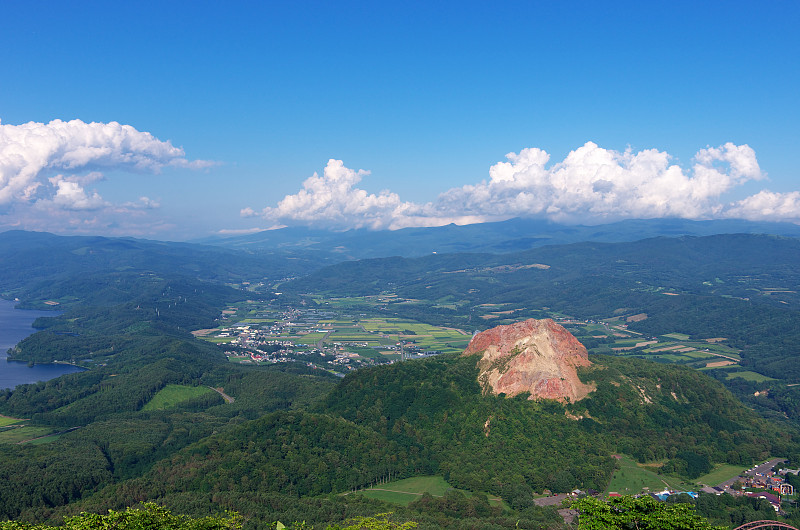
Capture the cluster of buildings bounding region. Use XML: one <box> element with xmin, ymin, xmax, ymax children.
<box><xmin>741</xmin><ymin>469</ymin><xmax>795</xmax><ymax>497</ymax></box>
<box><xmin>701</xmin><ymin>463</ymin><xmax>797</xmax><ymax>513</ymax></box>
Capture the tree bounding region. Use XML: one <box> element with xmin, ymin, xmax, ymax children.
<box><xmin>572</xmin><ymin>495</ymin><xmax>726</xmax><ymax>529</ymax></box>
<box><xmin>0</xmin><ymin>503</ymin><xmax>242</xmax><ymax>530</ymax></box>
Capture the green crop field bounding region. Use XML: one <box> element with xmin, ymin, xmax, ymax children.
<box><xmin>25</xmin><ymin>434</ymin><xmax>64</xmax><ymax>445</ymax></box>
<box><xmin>606</xmin><ymin>455</ymin><xmax>695</xmax><ymax>495</ymax></box>
<box><xmin>0</xmin><ymin>426</ymin><xmax>56</xmax><ymax>444</ymax></box>
<box><xmin>142</xmin><ymin>384</ymin><xmax>214</xmax><ymax>411</ymax></box>
<box><xmin>726</xmin><ymin>371</ymin><xmax>775</xmax><ymax>383</ymax></box>
<box><xmin>346</xmin><ymin>347</ymin><xmax>383</xmax><ymax>359</ymax></box>
<box><xmin>696</xmin><ymin>464</ymin><xmax>749</xmax><ymax>486</ymax></box>
<box><xmin>360</xmin><ymin>476</ymin><xmax>504</xmax><ymax>508</ymax></box>
<box><xmin>662</xmin><ymin>333</ymin><xmax>691</xmax><ymax>340</ymax></box>
<box><xmin>201</xmin><ymin>337</ymin><xmax>236</xmax><ymax>344</ymax></box>
<box><xmin>0</xmin><ymin>415</ymin><xmax>22</xmax><ymax>427</ymax></box>
<box><xmin>294</xmin><ymin>333</ymin><xmax>327</xmax><ymax>345</ymax></box>
<box><xmin>329</xmin><ymin>333</ymin><xmax>375</xmax><ymax>341</ymax></box>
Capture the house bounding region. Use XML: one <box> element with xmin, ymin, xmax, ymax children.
<box><xmin>746</xmin><ymin>491</ymin><xmax>780</xmax><ymax>512</ymax></box>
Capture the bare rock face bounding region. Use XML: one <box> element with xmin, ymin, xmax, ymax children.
<box><xmin>463</xmin><ymin>318</ymin><xmax>594</xmax><ymax>402</ymax></box>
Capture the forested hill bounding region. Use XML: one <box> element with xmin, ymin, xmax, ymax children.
<box><xmin>318</xmin><ymin>353</ymin><xmax>800</xmax><ymax>492</ymax></box>
<box><xmin>0</xmin><ymin>230</ymin><xmax>322</xmax><ymax>300</ymax></box>
<box><xmin>47</xmin><ymin>352</ymin><xmax>800</xmax><ymax>528</ymax></box>
<box><xmin>287</xmin><ymin>233</ymin><xmax>800</xmax><ymax>305</ymax></box>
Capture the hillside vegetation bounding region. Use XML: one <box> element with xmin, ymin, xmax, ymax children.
<box><xmin>1</xmin><ymin>229</ymin><xmax>800</xmax><ymax>529</ymax></box>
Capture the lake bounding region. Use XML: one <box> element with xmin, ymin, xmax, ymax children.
<box><xmin>0</xmin><ymin>299</ymin><xmax>84</xmax><ymax>390</ymax></box>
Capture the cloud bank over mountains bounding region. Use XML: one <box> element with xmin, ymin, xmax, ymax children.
<box><xmin>245</xmin><ymin>142</ymin><xmax>800</xmax><ymax>229</ymax></box>
<box><xmin>0</xmin><ymin>119</ymin><xmax>209</xmax><ymax>234</ymax></box>
<box><xmin>2</xmin><ymin>118</ymin><xmax>797</xmax><ymax>238</ymax></box>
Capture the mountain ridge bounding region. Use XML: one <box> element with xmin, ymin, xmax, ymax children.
<box><xmin>193</xmin><ymin>217</ymin><xmax>800</xmax><ymax>258</ymax></box>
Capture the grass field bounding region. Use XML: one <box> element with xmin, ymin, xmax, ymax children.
<box><xmin>25</xmin><ymin>433</ymin><xmax>64</xmax><ymax>445</ymax></box>
<box><xmin>294</xmin><ymin>333</ymin><xmax>327</xmax><ymax>345</ymax></box>
<box><xmin>141</xmin><ymin>384</ymin><xmax>214</xmax><ymax>411</ymax></box>
<box><xmin>726</xmin><ymin>371</ymin><xmax>775</xmax><ymax>383</ymax></box>
<box><xmin>662</xmin><ymin>333</ymin><xmax>691</xmax><ymax>340</ymax></box>
<box><xmin>0</xmin><ymin>415</ymin><xmax>22</xmax><ymax>427</ymax></box>
<box><xmin>696</xmin><ymin>464</ymin><xmax>749</xmax><ymax>486</ymax></box>
<box><xmin>605</xmin><ymin>455</ymin><xmax>695</xmax><ymax>495</ymax></box>
<box><xmin>201</xmin><ymin>337</ymin><xmax>236</xmax><ymax>344</ymax></box>
<box><xmin>347</xmin><ymin>346</ymin><xmax>384</xmax><ymax>359</ymax></box>
<box><xmin>360</xmin><ymin>476</ymin><xmax>505</xmax><ymax>508</ymax></box>
<box><xmin>0</xmin><ymin>426</ymin><xmax>56</xmax><ymax>444</ymax></box>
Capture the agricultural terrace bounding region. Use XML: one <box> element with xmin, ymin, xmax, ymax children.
<box><xmin>562</xmin><ymin>315</ymin><xmax>749</xmax><ymax>376</ymax></box>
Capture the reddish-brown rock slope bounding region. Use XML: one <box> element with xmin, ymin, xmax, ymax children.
<box><xmin>462</xmin><ymin>318</ymin><xmax>594</xmax><ymax>402</ymax></box>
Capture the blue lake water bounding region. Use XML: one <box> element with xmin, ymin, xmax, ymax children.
<box><xmin>0</xmin><ymin>299</ymin><xmax>84</xmax><ymax>390</ymax></box>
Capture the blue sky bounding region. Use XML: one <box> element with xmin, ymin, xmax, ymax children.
<box><xmin>1</xmin><ymin>1</ymin><xmax>798</xmax><ymax>239</ymax></box>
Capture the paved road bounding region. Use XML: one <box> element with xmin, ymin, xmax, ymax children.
<box><xmin>716</xmin><ymin>458</ymin><xmax>787</xmax><ymax>491</ymax></box>
<box><xmin>534</xmin><ymin>494</ymin><xmax>568</xmax><ymax>507</ymax></box>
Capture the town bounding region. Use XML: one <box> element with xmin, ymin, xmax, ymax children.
<box><xmin>192</xmin><ymin>300</ymin><xmax>471</xmax><ymax>376</ymax></box>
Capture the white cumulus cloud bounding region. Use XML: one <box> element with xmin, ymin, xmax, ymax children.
<box><xmin>46</xmin><ymin>178</ymin><xmax>107</xmax><ymax>211</ymax></box>
<box><xmin>250</xmin><ymin>159</ymin><xmax>414</xmax><ymax>230</ymax></box>
<box><xmin>0</xmin><ymin>118</ymin><xmax>212</xmax><ymax>236</ymax></box>
<box><xmin>725</xmin><ymin>190</ymin><xmax>800</xmax><ymax>222</ymax></box>
<box><xmin>0</xmin><ymin>118</ymin><xmax>210</xmax><ymax>208</ymax></box>
<box><xmin>248</xmin><ymin>142</ymin><xmax>796</xmax><ymax>229</ymax></box>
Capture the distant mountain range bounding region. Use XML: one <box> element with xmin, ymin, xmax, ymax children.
<box><xmin>194</xmin><ymin>218</ymin><xmax>800</xmax><ymax>259</ymax></box>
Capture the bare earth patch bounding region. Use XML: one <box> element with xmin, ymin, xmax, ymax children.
<box><xmin>706</xmin><ymin>360</ymin><xmax>735</xmax><ymax>368</ymax></box>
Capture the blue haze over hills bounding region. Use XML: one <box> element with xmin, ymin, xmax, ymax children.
<box><xmin>196</xmin><ymin>218</ymin><xmax>800</xmax><ymax>259</ymax></box>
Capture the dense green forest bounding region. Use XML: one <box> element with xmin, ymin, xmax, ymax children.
<box><xmin>2</xmin><ymin>229</ymin><xmax>800</xmax><ymax>529</ymax></box>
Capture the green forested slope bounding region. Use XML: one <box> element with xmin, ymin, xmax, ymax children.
<box><xmin>321</xmin><ymin>354</ymin><xmax>799</xmax><ymax>496</ymax></box>
<box><xmin>2</xmin><ymin>230</ymin><xmax>800</xmax><ymax>529</ymax></box>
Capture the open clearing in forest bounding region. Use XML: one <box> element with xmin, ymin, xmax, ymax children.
<box><xmin>0</xmin><ymin>415</ymin><xmax>23</xmax><ymax>427</ymax></box>
<box><xmin>696</xmin><ymin>464</ymin><xmax>749</xmax><ymax>486</ymax></box>
<box><xmin>142</xmin><ymin>384</ymin><xmax>215</xmax><ymax>411</ymax></box>
<box><xmin>725</xmin><ymin>371</ymin><xmax>775</xmax><ymax>383</ymax></box>
<box><xmin>0</xmin><ymin>426</ymin><xmax>56</xmax><ymax>444</ymax></box>
<box><xmin>360</xmin><ymin>475</ymin><xmax>505</xmax><ymax>508</ymax></box>
<box><xmin>605</xmin><ymin>455</ymin><xmax>695</xmax><ymax>495</ymax></box>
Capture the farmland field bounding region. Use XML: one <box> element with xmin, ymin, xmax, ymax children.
<box><xmin>0</xmin><ymin>426</ymin><xmax>56</xmax><ymax>444</ymax></box>
<box><xmin>662</xmin><ymin>333</ymin><xmax>691</xmax><ymax>340</ymax></box>
<box><xmin>725</xmin><ymin>371</ymin><xmax>775</xmax><ymax>383</ymax></box>
<box><xmin>293</xmin><ymin>333</ymin><xmax>327</xmax><ymax>345</ymax></box>
<box><xmin>0</xmin><ymin>415</ymin><xmax>22</xmax><ymax>427</ymax></box>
